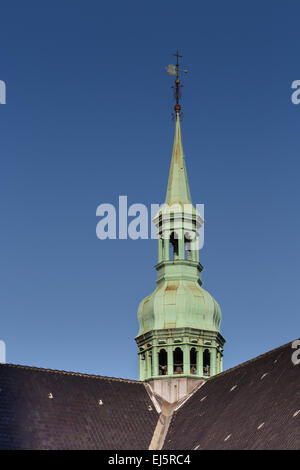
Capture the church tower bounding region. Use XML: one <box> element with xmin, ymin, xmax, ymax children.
<box><xmin>135</xmin><ymin>53</ymin><xmax>225</xmax><ymax>397</ymax></box>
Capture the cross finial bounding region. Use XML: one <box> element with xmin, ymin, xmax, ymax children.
<box><xmin>173</xmin><ymin>50</ymin><xmax>182</xmax><ymax>69</ymax></box>
<box><xmin>165</xmin><ymin>51</ymin><xmax>187</xmax><ymax>117</ymax></box>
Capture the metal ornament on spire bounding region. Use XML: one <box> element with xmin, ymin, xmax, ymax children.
<box><xmin>165</xmin><ymin>50</ymin><xmax>188</xmax><ymax>117</ymax></box>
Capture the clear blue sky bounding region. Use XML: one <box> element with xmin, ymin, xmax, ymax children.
<box><xmin>0</xmin><ymin>1</ymin><xmax>299</xmax><ymax>379</ymax></box>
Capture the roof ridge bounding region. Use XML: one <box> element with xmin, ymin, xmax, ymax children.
<box><xmin>207</xmin><ymin>338</ymin><xmax>298</xmax><ymax>382</ymax></box>
<box><xmin>0</xmin><ymin>362</ymin><xmax>140</xmax><ymax>384</ymax></box>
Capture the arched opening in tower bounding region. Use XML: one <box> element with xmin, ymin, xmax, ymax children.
<box><xmin>203</xmin><ymin>349</ymin><xmax>211</xmax><ymax>376</ymax></box>
<box><xmin>184</xmin><ymin>232</ymin><xmax>193</xmax><ymax>261</ymax></box>
<box><xmin>190</xmin><ymin>347</ymin><xmax>197</xmax><ymax>374</ymax></box>
<box><xmin>173</xmin><ymin>347</ymin><xmax>183</xmax><ymax>374</ymax></box>
<box><xmin>158</xmin><ymin>349</ymin><xmax>168</xmax><ymax>375</ymax></box>
<box><xmin>149</xmin><ymin>352</ymin><xmax>153</xmax><ymax>376</ymax></box>
<box><xmin>170</xmin><ymin>232</ymin><xmax>179</xmax><ymax>260</ymax></box>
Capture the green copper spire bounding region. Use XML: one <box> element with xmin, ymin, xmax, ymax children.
<box><xmin>165</xmin><ymin>114</ymin><xmax>192</xmax><ymax>205</ymax></box>
<box><xmin>135</xmin><ymin>53</ymin><xmax>225</xmax><ymax>383</ymax></box>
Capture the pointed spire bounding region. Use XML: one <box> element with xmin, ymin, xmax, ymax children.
<box><xmin>165</xmin><ymin>113</ymin><xmax>192</xmax><ymax>205</ymax></box>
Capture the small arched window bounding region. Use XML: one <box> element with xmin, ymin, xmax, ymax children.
<box><xmin>170</xmin><ymin>232</ymin><xmax>179</xmax><ymax>260</ymax></box>
<box><xmin>190</xmin><ymin>347</ymin><xmax>197</xmax><ymax>374</ymax></box>
<box><xmin>158</xmin><ymin>349</ymin><xmax>168</xmax><ymax>375</ymax></box>
<box><xmin>173</xmin><ymin>347</ymin><xmax>183</xmax><ymax>374</ymax></box>
<box><xmin>203</xmin><ymin>349</ymin><xmax>210</xmax><ymax>376</ymax></box>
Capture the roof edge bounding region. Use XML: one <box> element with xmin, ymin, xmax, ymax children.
<box><xmin>208</xmin><ymin>338</ymin><xmax>299</xmax><ymax>382</ymax></box>
<box><xmin>0</xmin><ymin>362</ymin><xmax>141</xmax><ymax>384</ymax></box>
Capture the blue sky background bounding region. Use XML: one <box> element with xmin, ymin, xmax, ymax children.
<box><xmin>0</xmin><ymin>1</ymin><xmax>299</xmax><ymax>379</ymax></box>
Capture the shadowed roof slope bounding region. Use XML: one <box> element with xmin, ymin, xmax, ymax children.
<box><xmin>163</xmin><ymin>340</ymin><xmax>300</xmax><ymax>450</ymax></box>
<box><xmin>0</xmin><ymin>364</ymin><xmax>158</xmax><ymax>450</ymax></box>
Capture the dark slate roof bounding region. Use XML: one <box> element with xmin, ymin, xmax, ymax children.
<box><xmin>0</xmin><ymin>364</ymin><xmax>158</xmax><ymax>450</ymax></box>
<box><xmin>164</xmin><ymin>340</ymin><xmax>300</xmax><ymax>450</ymax></box>
<box><xmin>0</xmin><ymin>340</ymin><xmax>299</xmax><ymax>450</ymax></box>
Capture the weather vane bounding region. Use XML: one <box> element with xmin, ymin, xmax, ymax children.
<box><xmin>165</xmin><ymin>50</ymin><xmax>188</xmax><ymax>118</ymax></box>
